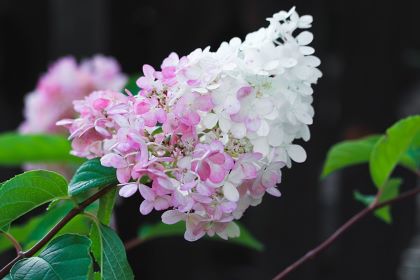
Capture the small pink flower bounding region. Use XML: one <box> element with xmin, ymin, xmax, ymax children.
<box><xmin>139</xmin><ymin>184</ymin><xmax>171</xmax><ymax>215</ymax></box>
<box><xmin>136</xmin><ymin>64</ymin><xmax>163</xmax><ymax>95</ymax></box>
<box><xmin>192</xmin><ymin>141</ymin><xmax>234</xmax><ymax>184</ymax></box>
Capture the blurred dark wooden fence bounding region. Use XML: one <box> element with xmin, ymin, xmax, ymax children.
<box><xmin>0</xmin><ymin>0</ymin><xmax>419</xmax><ymax>279</ymax></box>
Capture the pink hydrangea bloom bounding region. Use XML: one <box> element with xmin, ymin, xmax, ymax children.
<box><xmin>19</xmin><ymin>55</ymin><xmax>127</xmax><ymax>177</ymax></box>
<box><xmin>20</xmin><ymin>55</ymin><xmax>127</xmax><ymax>134</ymax></box>
<box><xmin>60</xmin><ymin>8</ymin><xmax>321</xmax><ymax>241</ymax></box>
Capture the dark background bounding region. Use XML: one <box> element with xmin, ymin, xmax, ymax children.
<box><xmin>1</xmin><ymin>0</ymin><xmax>420</xmax><ymax>279</ymax></box>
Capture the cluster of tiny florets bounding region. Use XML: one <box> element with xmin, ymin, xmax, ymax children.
<box><xmin>59</xmin><ymin>7</ymin><xmax>322</xmax><ymax>241</ymax></box>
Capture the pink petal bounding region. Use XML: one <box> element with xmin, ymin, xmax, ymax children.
<box><xmin>209</xmin><ymin>140</ymin><xmax>224</xmax><ymax>152</ymax></box>
<box><xmin>242</xmin><ymin>163</ymin><xmax>257</xmax><ymax>179</ymax></box>
<box><xmin>266</xmin><ymin>187</ymin><xmax>282</xmax><ymax>197</ymax></box>
<box><xmin>245</xmin><ymin>117</ymin><xmax>261</xmax><ymax>132</ymax></box>
<box><xmin>93</xmin><ymin>98</ymin><xmax>110</xmax><ymax>110</ymax></box>
<box><xmin>136</xmin><ymin>76</ymin><xmax>151</xmax><ymax>90</ymax></box>
<box><xmin>156</xmin><ymin>177</ymin><xmax>173</xmax><ymax>190</ymax></box>
<box><xmin>162</xmin><ymin>66</ymin><xmax>176</xmax><ymax>79</ymax></box>
<box><xmin>155</xmin><ymin>109</ymin><xmax>167</xmax><ymax>123</ymax></box>
<box><xmin>195</xmin><ymin>95</ymin><xmax>214</xmax><ymax>112</ymax></box>
<box><xmin>196</xmin><ymin>161</ymin><xmax>211</xmax><ymax>181</ymax></box>
<box><xmin>142</xmin><ymin>64</ymin><xmax>155</xmax><ymax>78</ymax></box>
<box><xmin>139</xmin><ymin>184</ymin><xmax>156</xmax><ymax>200</ymax></box>
<box><xmin>140</xmin><ymin>200</ymin><xmax>154</xmax><ymax>215</ymax></box>
<box><xmin>143</xmin><ymin>112</ymin><xmax>158</xmax><ymax>127</ymax></box>
<box><xmin>208</xmin><ymin>153</ymin><xmax>225</xmax><ymax>164</ymax></box>
<box><xmin>196</xmin><ymin>183</ymin><xmax>212</xmax><ymax>196</ymax></box>
<box><xmin>181</xmin><ymin>181</ymin><xmax>196</xmax><ymax>191</ymax></box>
<box><xmin>117</xmin><ymin>167</ymin><xmax>132</xmax><ymax>184</ymax></box>
<box><xmin>236</xmin><ymin>86</ymin><xmax>252</xmax><ymax>99</ymax></box>
<box><xmin>162</xmin><ymin>210</ymin><xmax>185</xmax><ymax>224</ymax></box>
<box><xmin>220</xmin><ymin>201</ymin><xmax>237</xmax><ymax>213</ymax></box>
<box><xmin>154</xmin><ymin>197</ymin><xmax>170</xmax><ymax>210</ymax></box>
<box><xmin>119</xmin><ymin>183</ymin><xmax>138</xmax><ymax>198</ymax></box>
<box><xmin>186</xmin><ymin>111</ymin><xmax>200</xmax><ymax>125</ymax></box>
<box><xmin>135</xmin><ymin>101</ymin><xmax>150</xmax><ymax>114</ymax></box>
<box><xmin>261</xmin><ymin>171</ymin><xmax>279</xmax><ymax>189</ymax></box>
<box><xmin>101</xmin><ymin>153</ymin><xmax>126</xmax><ymax>168</ymax></box>
<box><xmin>209</xmin><ymin>164</ymin><xmax>226</xmax><ymax>184</ymax></box>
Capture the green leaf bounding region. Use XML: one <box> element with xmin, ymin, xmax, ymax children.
<box><xmin>123</xmin><ymin>74</ymin><xmax>140</xmax><ymax>95</ymax></box>
<box><xmin>69</xmin><ymin>158</ymin><xmax>118</xmax><ymax>196</ymax></box>
<box><xmin>151</xmin><ymin>126</ymin><xmax>163</xmax><ymax>136</ymax></box>
<box><xmin>354</xmin><ymin>191</ymin><xmax>375</xmax><ymax>206</ymax></box>
<box><xmin>97</xmin><ymin>188</ymin><xmax>117</xmax><ymax>225</ymax></box>
<box><xmin>321</xmin><ymin>135</ymin><xmax>381</xmax><ymax>178</ymax></box>
<box><xmin>0</xmin><ymin>201</ymin><xmax>94</xmax><ymax>254</ymax></box>
<box><xmin>138</xmin><ymin>221</ymin><xmax>264</xmax><ymax>251</ymax></box>
<box><xmin>0</xmin><ymin>132</ymin><xmax>83</xmax><ymax>166</ymax></box>
<box><xmin>400</xmin><ymin>132</ymin><xmax>420</xmax><ymax>171</ymax></box>
<box><xmin>1</xmin><ymin>223</ymin><xmax>10</xmax><ymax>232</ymax></box>
<box><xmin>0</xmin><ymin>171</ymin><xmax>68</xmax><ymax>228</ymax></box>
<box><xmin>8</xmin><ymin>234</ymin><xmax>92</xmax><ymax>280</ymax></box>
<box><xmin>354</xmin><ymin>178</ymin><xmax>402</xmax><ymax>223</ymax></box>
<box><xmin>90</xmin><ymin>223</ymin><xmax>134</xmax><ymax>280</ymax></box>
<box><xmin>370</xmin><ymin>115</ymin><xmax>420</xmax><ymax>188</ymax></box>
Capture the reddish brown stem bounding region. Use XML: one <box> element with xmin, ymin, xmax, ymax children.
<box><xmin>125</xmin><ymin>237</ymin><xmax>145</xmax><ymax>251</ymax></box>
<box><xmin>0</xmin><ymin>186</ymin><xmax>113</xmax><ymax>278</ymax></box>
<box><xmin>0</xmin><ymin>231</ymin><xmax>23</xmax><ymax>256</ymax></box>
<box><xmin>273</xmin><ymin>186</ymin><xmax>420</xmax><ymax>280</ymax></box>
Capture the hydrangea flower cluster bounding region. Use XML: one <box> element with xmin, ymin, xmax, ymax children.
<box><xmin>20</xmin><ymin>55</ymin><xmax>127</xmax><ymax>134</ymax></box>
<box><xmin>59</xmin><ymin>7</ymin><xmax>322</xmax><ymax>241</ymax></box>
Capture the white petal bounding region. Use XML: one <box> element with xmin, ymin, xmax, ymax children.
<box><xmin>193</xmin><ymin>87</ymin><xmax>208</xmax><ymax>94</ymax></box>
<box><xmin>301</xmin><ymin>125</ymin><xmax>311</xmax><ymax>141</ymax></box>
<box><xmin>265</xmin><ymin>109</ymin><xmax>279</xmax><ymax>120</ymax></box>
<box><xmin>304</xmin><ymin>56</ymin><xmax>321</xmax><ymax>67</ymax></box>
<box><xmin>298</xmin><ymin>15</ymin><xmax>313</xmax><ymax>28</ymax></box>
<box><xmin>286</xmin><ymin>145</ymin><xmax>307</xmax><ymax>163</ymax></box>
<box><xmin>219</xmin><ymin>116</ymin><xmax>232</xmax><ymax>133</ymax></box>
<box><xmin>231</xmin><ymin>123</ymin><xmax>246</xmax><ymax>139</ymax></box>
<box><xmin>295</xmin><ymin>110</ymin><xmax>313</xmax><ymax>125</ymax></box>
<box><xmin>207</xmin><ymin>83</ymin><xmax>220</xmax><ymax>90</ymax></box>
<box><xmin>254</xmin><ymin>99</ymin><xmax>273</xmax><ymax>115</ymax></box>
<box><xmin>264</xmin><ymin>60</ymin><xmax>279</xmax><ymax>71</ymax></box>
<box><xmin>252</xmin><ymin>138</ymin><xmax>270</xmax><ymax>156</ymax></box>
<box><xmin>299</xmin><ymin>46</ymin><xmax>315</xmax><ymax>55</ymax></box>
<box><xmin>293</xmin><ymin>65</ymin><xmax>313</xmax><ymax>80</ymax></box>
<box><xmin>202</xmin><ymin>113</ymin><xmax>218</xmax><ymax>129</ymax></box>
<box><xmin>223</xmin><ymin>182</ymin><xmax>239</xmax><ymax>202</ymax></box>
<box><xmin>268</xmin><ymin>127</ymin><xmax>284</xmax><ymax>147</ymax></box>
<box><xmin>279</xmin><ymin>57</ymin><xmax>297</xmax><ymax>68</ymax></box>
<box><xmin>274</xmin><ymin>148</ymin><xmax>289</xmax><ymax>163</ymax></box>
<box><xmin>256</xmin><ymin>120</ymin><xmax>270</xmax><ymax>136</ymax></box>
<box><xmin>296</xmin><ymin>31</ymin><xmax>313</xmax><ymax>46</ymax></box>
<box><xmin>224</xmin><ymin>96</ymin><xmax>240</xmax><ymax>114</ymax></box>
<box><xmin>225</xmin><ymin>222</ymin><xmax>240</xmax><ymax>238</ymax></box>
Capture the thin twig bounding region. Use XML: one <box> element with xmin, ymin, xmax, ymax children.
<box><xmin>0</xmin><ymin>231</ymin><xmax>23</xmax><ymax>256</ymax></box>
<box><xmin>0</xmin><ymin>185</ymin><xmax>114</xmax><ymax>278</ymax></box>
<box><xmin>125</xmin><ymin>237</ymin><xmax>145</xmax><ymax>251</ymax></box>
<box><xmin>273</xmin><ymin>186</ymin><xmax>420</xmax><ymax>280</ymax></box>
